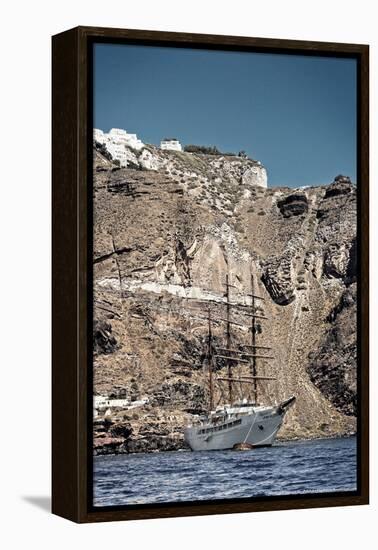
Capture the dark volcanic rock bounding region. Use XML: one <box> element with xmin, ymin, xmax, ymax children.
<box><xmin>152</xmin><ymin>381</ymin><xmax>206</xmax><ymax>413</ymax></box>
<box><xmin>307</xmin><ymin>285</ymin><xmax>357</xmax><ymax>416</ymax></box>
<box><xmin>323</xmin><ymin>242</ymin><xmax>351</xmax><ymax>279</ymax></box>
<box><xmin>125</xmin><ymin>435</ymin><xmax>190</xmax><ymax>454</ymax></box>
<box><xmin>93</xmin><ymin>425</ymin><xmax>190</xmax><ymax>455</ymax></box>
<box><xmin>346</xmin><ymin>237</ymin><xmax>357</xmax><ymax>282</ymax></box>
<box><xmin>261</xmin><ymin>255</ymin><xmax>295</xmax><ymax>305</ymax></box>
<box><xmin>109</xmin><ymin>422</ymin><xmax>133</xmax><ymax>439</ymax></box>
<box><xmin>324</xmin><ymin>175</ymin><xmax>352</xmax><ymax>198</ymax></box>
<box><xmin>317</xmin><ymin>176</ymin><xmax>354</xmax><ymax>220</ymax></box>
<box><xmin>93</xmin><ymin>320</ymin><xmax>118</xmax><ymax>355</ymax></box>
<box><xmin>93</xmin><ymin>436</ymin><xmax>124</xmax><ymax>455</ymax></box>
<box><xmin>277</xmin><ymin>193</ymin><xmax>309</xmax><ymax>218</ymax></box>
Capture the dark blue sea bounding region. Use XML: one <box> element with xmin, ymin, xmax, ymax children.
<box><xmin>93</xmin><ymin>436</ymin><xmax>357</xmax><ymax>507</ymax></box>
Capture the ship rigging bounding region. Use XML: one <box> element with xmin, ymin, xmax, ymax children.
<box><xmin>184</xmin><ymin>270</ymin><xmax>295</xmax><ymax>451</ymax></box>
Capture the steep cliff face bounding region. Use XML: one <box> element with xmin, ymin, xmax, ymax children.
<box><xmin>93</xmin><ymin>149</ymin><xmax>357</xmax><ymax>454</ymax></box>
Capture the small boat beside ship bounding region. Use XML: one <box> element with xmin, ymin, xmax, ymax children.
<box><xmin>184</xmin><ymin>273</ymin><xmax>295</xmax><ymax>451</ymax></box>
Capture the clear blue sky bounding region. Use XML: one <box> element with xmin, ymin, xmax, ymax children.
<box><xmin>93</xmin><ymin>43</ymin><xmax>357</xmax><ymax>187</ymax></box>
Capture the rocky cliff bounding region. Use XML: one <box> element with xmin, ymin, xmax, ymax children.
<box><xmin>92</xmin><ymin>145</ymin><xmax>357</xmax><ymax>455</ymax></box>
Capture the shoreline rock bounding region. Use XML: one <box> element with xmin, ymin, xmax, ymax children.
<box><xmin>93</xmin><ymin>432</ymin><xmax>357</xmax><ymax>456</ymax></box>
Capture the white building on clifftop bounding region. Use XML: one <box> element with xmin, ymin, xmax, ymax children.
<box><xmin>94</xmin><ymin>128</ymin><xmax>145</xmax><ymax>167</ymax></box>
<box><xmin>160</xmin><ymin>138</ymin><xmax>182</xmax><ymax>152</ymax></box>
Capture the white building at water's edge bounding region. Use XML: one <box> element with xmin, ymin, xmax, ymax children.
<box><xmin>93</xmin><ymin>395</ymin><xmax>149</xmax><ymax>418</ymax></box>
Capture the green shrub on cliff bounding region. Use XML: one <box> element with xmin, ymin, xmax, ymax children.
<box><xmin>183</xmin><ymin>144</ymin><xmax>238</xmax><ymax>156</ymax></box>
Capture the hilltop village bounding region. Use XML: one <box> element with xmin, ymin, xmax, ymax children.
<box><xmin>95</xmin><ymin>128</ymin><xmax>182</xmax><ymax>165</ymax></box>
<box><xmin>94</xmin><ymin>127</ymin><xmax>265</xmax><ymax>179</ymax></box>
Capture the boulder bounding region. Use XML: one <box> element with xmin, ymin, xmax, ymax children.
<box><xmin>277</xmin><ymin>193</ymin><xmax>308</xmax><ymax>218</ymax></box>
<box><xmin>324</xmin><ymin>175</ymin><xmax>352</xmax><ymax>199</ymax></box>
<box><xmin>93</xmin><ymin>320</ymin><xmax>118</xmax><ymax>355</ymax></box>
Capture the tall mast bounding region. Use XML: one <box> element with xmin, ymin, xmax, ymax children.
<box><xmin>225</xmin><ymin>274</ymin><xmax>233</xmax><ymax>404</ymax></box>
<box><xmin>201</xmin><ymin>273</ymin><xmax>271</xmax><ymax>409</ymax></box>
<box><xmin>250</xmin><ymin>272</ymin><xmax>258</xmax><ymax>404</ymax></box>
<box><xmin>207</xmin><ymin>307</ymin><xmax>214</xmax><ymax>411</ymax></box>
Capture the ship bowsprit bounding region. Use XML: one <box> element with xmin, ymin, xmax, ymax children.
<box><xmin>277</xmin><ymin>396</ymin><xmax>296</xmax><ymax>415</ymax></box>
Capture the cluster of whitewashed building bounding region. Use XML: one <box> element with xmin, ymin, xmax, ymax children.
<box><xmin>94</xmin><ymin>127</ymin><xmax>182</xmax><ymax>166</ymax></box>
<box><xmin>94</xmin><ymin>128</ymin><xmax>145</xmax><ymax>167</ymax></box>
<box><xmin>93</xmin><ymin>395</ymin><xmax>149</xmax><ymax>418</ymax></box>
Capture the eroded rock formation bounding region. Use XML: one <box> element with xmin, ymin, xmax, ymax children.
<box><xmin>92</xmin><ymin>145</ymin><xmax>357</xmax><ymax>454</ymax></box>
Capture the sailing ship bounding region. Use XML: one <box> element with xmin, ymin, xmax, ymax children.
<box><xmin>184</xmin><ymin>273</ymin><xmax>295</xmax><ymax>451</ymax></box>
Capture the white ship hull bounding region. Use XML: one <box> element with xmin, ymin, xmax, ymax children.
<box><xmin>184</xmin><ymin>399</ymin><xmax>294</xmax><ymax>452</ymax></box>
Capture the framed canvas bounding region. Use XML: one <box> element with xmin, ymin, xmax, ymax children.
<box><xmin>52</xmin><ymin>26</ymin><xmax>369</xmax><ymax>523</ymax></box>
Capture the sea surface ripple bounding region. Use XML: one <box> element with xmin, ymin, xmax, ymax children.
<box><xmin>93</xmin><ymin>436</ymin><xmax>357</xmax><ymax>507</ymax></box>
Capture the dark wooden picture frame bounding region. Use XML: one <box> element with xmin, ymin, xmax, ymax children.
<box><xmin>52</xmin><ymin>26</ymin><xmax>369</xmax><ymax>523</ymax></box>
